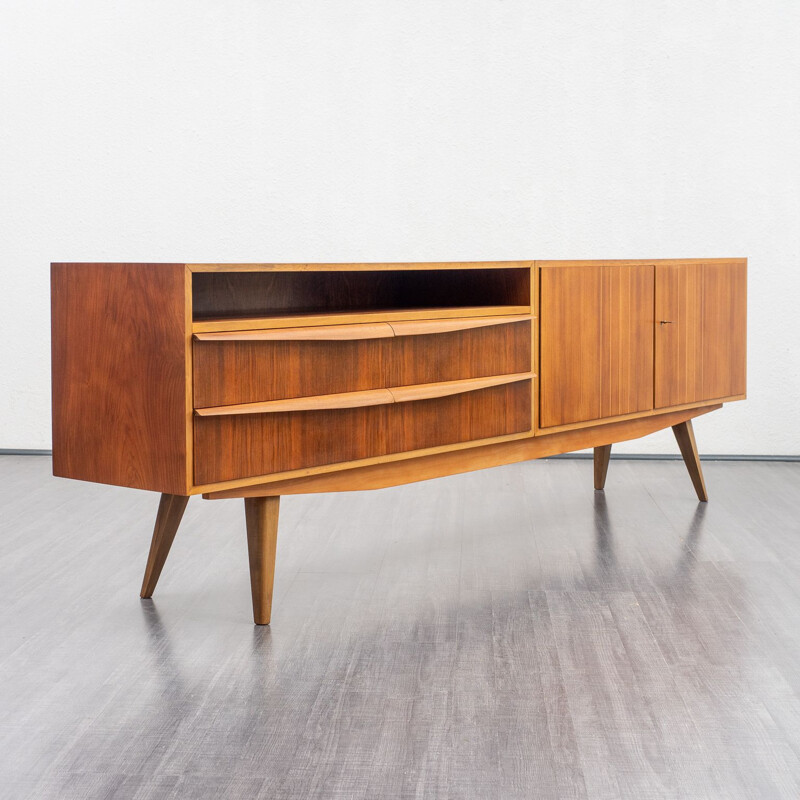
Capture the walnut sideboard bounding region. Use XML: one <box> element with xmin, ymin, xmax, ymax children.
<box><xmin>51</xmin><ymin>259</ymin><xmax>747</xmax><ymax>624</ymax></box>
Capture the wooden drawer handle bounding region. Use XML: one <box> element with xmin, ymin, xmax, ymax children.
<box><xmin>193</xmin><ymin>314</ymin><xmax>534</xmax><ymax>342</ymax></box>
<box><xmin>388</xmin><ymin>314</ymin><xmax>533</xmax><ymax>336</ymax></box>
<box><xmin>194</xmin><ymin>322</ymin><xmax>394</xmax><ymax>342</ymax></box>
<box><xmin>194</xmin><ymin>372</ymin><xmax>535</xmax><ymax>417</ymax></box>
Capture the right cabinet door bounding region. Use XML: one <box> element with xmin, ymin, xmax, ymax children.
<box><xmin>655</xmin><ymin>261</ymin><xmax>746</xmax><ymax>408</ymax></box>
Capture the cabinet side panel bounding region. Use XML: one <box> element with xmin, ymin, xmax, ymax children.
<box><xmin>655</xmin><ymin>264</ymin><xmax>704</xmax><ymax>408</ymax></box>
<box><xmin>539</xmin><ymin>266</ymin><xmax>602</xmax><ymax>427</ymax></box>
<box><xmin>51</xmin><ymin>263</ymin><xmax>189</xmax><ymax>493</ymax></box>
<box><xmin>702</xmin><ymin>261</ymin><xmax>747</xmax><ymax>400</ymax></box>
<box><xmin>601</xmin><ymin>265</ymin><xmax>654</xmax><ymax>418</ymax></box>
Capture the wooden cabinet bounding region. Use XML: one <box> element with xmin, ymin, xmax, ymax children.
<box><xmin>51</xmin><ymin>259</ymin><xmax>746</xmax><ymax>624</ymax></box>
<box><xmin>539</xmin><ymin>260</ymin><xmax>747</xmax><ymax>429</ymax></box>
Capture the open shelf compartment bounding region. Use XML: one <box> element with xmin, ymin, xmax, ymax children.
<box><xmin>191</xmin><ymin>268</ymin><xmax>531</xmax><ymax>330</ymax></box>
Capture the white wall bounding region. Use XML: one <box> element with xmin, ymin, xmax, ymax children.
<box><xmin>1</xmin><ymin>0</ymin><xmax>798</xmax><ymax>454</ymax></box>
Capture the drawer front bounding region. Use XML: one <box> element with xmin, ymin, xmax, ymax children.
<box><xmin>193</xmin><ymin>319</ymin><xmax>531</xmax><ymax>409</ymax></box>
<box><xmin>388</xmin><ymin>320</ymin><xmax>531</xmax><ymax>387</ymax></box>
<box><xmin>194</xmin><ymin>381</ymin><xmax>532</xmax><ymax>485</ymax></box>
<box><xmin>193</xmin><ymin>338</ymin><xmax>384</xmax><ymax>408</ymax></box>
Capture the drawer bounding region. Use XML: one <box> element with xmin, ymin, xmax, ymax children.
<box><xmin>387</xmin><ymin>318</ymin><xmax>531</xmax><ymax>387</ymax></box>
<box><xmin>193</xmin><ymin>335</ymin><xmax>386</xmax><ymax>409</ymax></box>
<box><xmin>194</xmin><ymin>379</ymin><xmax>532</xmax><ymax>485</ymax></box>
<box><xmin>192</xmin><ymin>316</ymin><xmax>532</xmax><ymax>409</ymax></box>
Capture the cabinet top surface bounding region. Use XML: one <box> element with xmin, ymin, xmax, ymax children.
<box><xmin>51</xmin><ymin>258</ymin><xmax>746</xmax><ymax>273</ymax></box>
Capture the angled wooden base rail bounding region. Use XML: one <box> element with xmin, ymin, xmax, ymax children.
<box><xmin>51</xmin><ymin>259</ymin><xmax>746</xmax><ymax>624</ymax></box>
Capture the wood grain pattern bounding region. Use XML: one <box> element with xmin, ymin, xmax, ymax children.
<box><xmin>532</xmin><ymin>393</ymin><xmax>745</xmax><ymax>436</ymax></box>
<box><xmin>193</xmin><ymin>338</ymin><xmax>385</xmax><ymax>408</ymax></box>
<box><xmin>188</xmin><ymin>260</ymin><xmax>534</xmax><ymax>272</ymax></box>
<box><xmin>194</xmin><ymin>322</ymin><xmax>394</xmax><ymax>341</ymax></box>
<box><xmin>387</xmin><ymin>320</ymin><xmax>532</xmax><ymax>388</ymax></box>
<box><xmin>51</xmin><ymin>263</ymin><xmax>190</xmax><ymax>494</ymax></box>
<box><xmin>535</xmin><ymin>257</ymin><xmax>745</xmax><ymax>267</ymax></box>
<box><xmin>655</xmin><ymin>260</ymin><xmax>747</xmax><ymax>407</ymax></box>
<box><xmin>196</xmin><ymin>388</ymin><xmax>395</xmax><ymax>416</ymax></box>
<box><xmin>194</xmin><ymin>382</ymin><xmax>532</xmax><ymax>485</ymax></box>
<box><xmin>192</xmin><ymin>268</ymin><xmax>530</xmax><ymax>321</ymax></box>
<box><xmin>593</xmin><ymin>445</ymin><xmax>612</xmax><ymax>490</ymax></box>
<box><xmin>388</xmin><ymin>313</ymin><xmax>533</xmax><ymax>336</ymax></box>
<box><xmin>195</xmin><ymin>430</ymin><xmax>536</xmax><ymax>495</ymax></box>
<box><xmin>50</xmin><ymin>260</ymin><xmax>743</xmax><ymax>499</ymax></box>
<box><xmin>193</xmin><ymin>319</ymin><xmax>531</xmax><ymax>409</ymax></box>
<box><xmin>388</xmin><ymin>372</ymin><xmax>533</xmax><ymax>403</ymax></box>
<box><xmin>194</xmin><ymin>373</ymin><xmax>534</xmax><ymax>417</ymax></box>
<box><xmin>191</xmin><ymin>305</ymin><xmax>531</xmax><ymax>334</ymax></box>
<box><xmin>193</xmin><ymin>313</ymin><xmax>534</xmax><ymax>341</ymax></box>
<box><xmin>244</xmin><ymin>495</ymin><xmax>280</xmax><ymax>625</ymax></box>
<box><xmin>655</xmin><ymin>263</ymin><xmax>704</xmax><ymax>407</ymax></box>
<box><xmin>390</xmin><ymin>380</ymin><xmax>532</xmax><ymax>455</ymax></box>
<box><xmin>204</xmin><ymin>404</ymin><xmax>721</xmax><ymax>497</ymax></box>
<box><xmin>539</xmin><ymin>265</ymin><xmax>603</xmax><ymax>427</ymax></box>
<box><xmin>139</xmin><ymin>493</ymin><xmax>189</xmax><ymax>598</ymax></box>
<box><xmin>601</xmin><ymin>265</ymin><xmax>654</xmax><ymax>418</ymax></box>
<box><xmin>540</xmin><ymin>264</ymin><xmax>654</xmax><ymax>428</ymax></box>
<box><xmin>702</xmin><ymin>261</ymin><xmax>747</xmax><ymax>401</ymax></box>
<box><xmin>672</xmin><ymin>419</ymin><xmax>708</xmax><ymax>502</ymax></box>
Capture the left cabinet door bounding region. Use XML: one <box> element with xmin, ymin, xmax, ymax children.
<box><xmin>539</xmin><ymin>264</ymin><xmax>654</xmax><ymax>428</ymax></box>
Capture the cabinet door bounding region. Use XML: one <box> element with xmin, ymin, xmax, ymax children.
<box><xmin>540</xmin><ymin>265</ymin><xmax>654</xmax><ymax>427</ymax></box>
<box><xmin>655</xmin><ymin>261</ymin><xmax>746</xmax><ymax>408</ymax></box>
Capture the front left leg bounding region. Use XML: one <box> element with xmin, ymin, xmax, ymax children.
<box><xmin>140</xmin><ymin>493</ymin><xmax>190</xmax><ymax>598</ymax></box>
<box><xmin>244</xmin><ymin>496</ymin><xmax>281</xmax><ymax>625</ymax></box>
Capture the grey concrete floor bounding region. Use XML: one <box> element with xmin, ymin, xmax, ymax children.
<box><xmin>1</xmin><ymin>454</ymin><xmax>800</xmax><ymax>799</ymax></box>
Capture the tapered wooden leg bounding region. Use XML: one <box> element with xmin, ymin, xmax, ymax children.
<box><xmin>672</xmin><ymin>420</ymin><xmax>708</xmax><ymax>502</ymax></box>
<box><xmin>594</xmin><ymin>444</ymin><xmax>612</xmax><ymax>490</ymax></box>
<box><xmin>244</xmin><ymin>496</ymin><xmax>281</xmax><ymax>625</ymax></box>
<box><xmin>140</xmin><ymin>493</ymin><xmax>190</xmax><ymax>598</ymax></box>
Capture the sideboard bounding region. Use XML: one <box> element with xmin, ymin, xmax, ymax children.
<box><xmin>51</xmin><ymin>259</ymin><xmax>747</xmax><ymax>624</ymax></box>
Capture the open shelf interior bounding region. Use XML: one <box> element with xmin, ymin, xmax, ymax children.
<box><xmin>192</xmin><ymin>269</ymin><xmax>531</xmax><ymax>327</ymax></box>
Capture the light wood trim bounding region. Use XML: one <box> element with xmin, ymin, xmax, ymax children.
<box><xmin>192</xmin><ymin>305</ymin><xmax>532</xmax><ymax>334</ymax></box>
<box><xmin>388</xmin><ymin>373</ymin><xmax>533</xmax><ymax>404</ymax></box>
<box><xmin>203</xmin><ymin>405</ymin><xmax>722</xmax><ymax>498</ymax></box>
<box><xmin>534</xmin><ymin>393</ymin><xmax>745</xmax><ymax>436</ymax></box>
<box><xmin>194</xmin><ymin>322</ymin><xmax>395</xmax><ymax>342</ymax></box>
<box><xmin>194</xmin><ymin>372</ymin><xmax>535</xmax><ymax>417</ymax></box>
<box><xmin>188</xmin><ymin>261</ymin><xmax>535</xmax><ymax>273</ymax></box>
<box><xmin>534</xmin><ymin>258</ymin><xmax>746</xmax><ymax>268</ymax></box>
<box><xmin>195</xmin><ymin>388</ymin><xmax>395</xmax><ymax>416</ymax></box>
<box><xmin>388</xmin><ymin>314</ymin><xmax>534</xmax><ymax>336</ymax></box>
<box><xmin>194</xmin><ymin>314</ymin><xmax>534</xmax><ymax>342</ymax></box>
<box><xmin>192</xmin><ymin>429</ymin><xmax>535</xmax><ymax>495</ymax></box>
